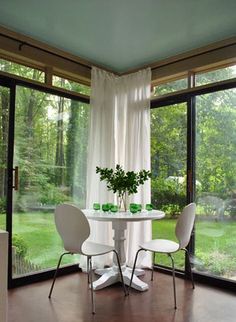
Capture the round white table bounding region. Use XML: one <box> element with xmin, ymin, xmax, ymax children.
<box><xmin>83</xmin><ymin>209</ymin><xmax>165</xmax><ymax>291</ymax></box>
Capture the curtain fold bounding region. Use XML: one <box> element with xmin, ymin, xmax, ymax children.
<box><xmin>80</xmin><ymin>66</ymin><xmax>152</xmax><ymax>269</ymax></box>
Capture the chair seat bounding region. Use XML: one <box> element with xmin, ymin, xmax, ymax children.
<box><xmin>140</xmin><ymin>239</ymin><xmax>180</xmax><ymax>254</ymax></box>
<box><xmin>82</xmin><ymin>241</ymin><xmax>115</xmax><ymax>256</ymax></box>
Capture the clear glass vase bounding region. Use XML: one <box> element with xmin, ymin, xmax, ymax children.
<box><xmin>117</xmin><ymin>193</ymin><xmax>128</xmax><ymax>212</ymax></box>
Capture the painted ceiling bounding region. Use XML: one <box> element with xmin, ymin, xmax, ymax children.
<box><xmin>0</xmin><ymin>0</ymin><xmax>236</xmax><ymax>72</ymax></box>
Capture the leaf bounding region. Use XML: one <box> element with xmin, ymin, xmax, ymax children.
<box><xmin>96</xmin><ymin>164</ymin><xmax>151</xmax><ymax>196</ymax></box>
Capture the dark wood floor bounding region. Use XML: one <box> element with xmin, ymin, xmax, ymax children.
<box><xmin>8</xmin><ymin>270</ymin><xmax>236</xmax><ymax>322</ymax></box>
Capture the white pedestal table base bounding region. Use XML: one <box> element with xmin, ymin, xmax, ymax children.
<box><xmin>93</xmin><ymin>266</ymin><xmax>149</xmax><ymax>291</ymax></box>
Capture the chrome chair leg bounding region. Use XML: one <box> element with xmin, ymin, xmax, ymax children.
<box><xmin>48</xmin><ymin>252</ymin><xmax>71</xmax><ymax>298</ymax></box>
<box><xmin>151</xmin><ymin>252</ymin><xmax>156</xmax><ymax>281</ymax></box>
<box><xmin>113</xmin><ymin>250</ymin><xmax>127</xmax><ymax>296</ymax></box>
<box><xmin>89</xmin><ymin>256</ymin><xmax>95</xmax><ymax>314</ymax></box>
<box><xmin>128</xmin><ymin>248</ymin><xmax>144</xmax><ymax>294</ymax></box>
<box><xmin>184</xmin><ymin>248</ymin><xmax>195</xmax><ymax>289</ymax></box>
<box><xmin>168</xmin><ymin>254</ymin><xmax>177</xmax><ymax>309</ymax></box>
<box><xmin>87</xmin><ymin>256</ymin><xmax>90</xmax><ymax>284</ymax></box>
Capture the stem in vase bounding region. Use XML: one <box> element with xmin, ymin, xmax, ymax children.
<box><xmin>118</xmin><ymin>192</ymin><xmax>127</xmax><ymax>212</ymax></box>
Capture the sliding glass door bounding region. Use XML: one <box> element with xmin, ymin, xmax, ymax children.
<box><xmin>11</xmin><ymin>85</ymin><xmax>89</xmax><ymax>277</ymax></box>
<box><xmin>195</xmin><ymin>88</ymin><xmax>236</xmax><ymax>281</ymax></box>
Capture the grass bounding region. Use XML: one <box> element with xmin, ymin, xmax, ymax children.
<box><xmin>0</xmin><ymin>212</ymin><xmax>80</xmax><ymax>274</ymax></box>
<box><xmin>0</xmin><ymin>213</ymin><xmax>236</xmax><ymax>279</ymax></box>
<box><xmin>152</xmin><ymin>218</ymin><xmax>236</xmax><ymax>278</ymax></box>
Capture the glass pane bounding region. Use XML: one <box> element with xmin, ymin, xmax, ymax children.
<box><xmin>195</xmin><ymin>64</ymin><xmax>236</xmax><ymax>86</ymax></box>
<box><xmin>53</xmin><ymin>76</ymin><xmax>91</xmax><ymax>96</ymax></box>
<box><xmin>151</xmin><ymin>103</ymin><xmax>187</xmax><ymax>269</ymax></box>
<box><xmin>0</xmin><ymin>58</ymin><xmax>44</xmax><ymax>82</ymax></box>
<box><xmin>153</xmin><ymin>78</ymin><xmax>187</xmax><ymax>97</ymax></box>
<box><xmin>195</xmin><ymin>88</ymin><xmax>236</xmax><ymax>281</ymax></box>
<box><xmin>12</xmin><ymin>86</ymin><xmax>90</xmax><ymax>277</ymax></box>
<box><xmin>0</xmin><ymin>85</ymin><xmax>9</xmax><ymax>230</ymax></box>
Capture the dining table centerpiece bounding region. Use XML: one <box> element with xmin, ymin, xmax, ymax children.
<box><xmin>96</xmin><ymin>164</ymin><xmax>151</xmax><ymax>212</ymax></box>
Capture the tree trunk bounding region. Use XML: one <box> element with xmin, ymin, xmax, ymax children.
<box><xmin>55</xmin><ymin>88</ymin><xmax>65</xmax><ymax>186</ymax></box>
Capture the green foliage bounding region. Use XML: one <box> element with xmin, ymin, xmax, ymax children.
<box><xmin>96</xmin><ymin>164</ymin><xmax>151</xmax><ymax>198</ymax></box>
<box><xmin>195</xmin><ymin>250</ymin><xmax>235</xmax><ymax>276</ymax></box>
<box><xmin>151</xmin><ymin>177</ymin><xmax>186</xmax><ymax>216</ymax></box>
<box><xmin>12</xmin><ymin>234</ymin><xmax>28</xmax><ymax>257</ymax></box>
<box><xmin>2</xmin><ymin>84</ymin><xmax>89</xmax><ymax>211</ymax></box>
<box><xmin>4</xmin><ymin>212</ymin><xmax>79</xmax><ymax>269</ymax></box>
<box><xmin>153</xmin><ymin>219</ymin><xmax>236</xmax><ymax>277</ymax></box>
<box><xmin>39</xmin><ymin>183</ymin><xmax>71</xmax><ymax>205</ymax></box>
<box><xmin>0</xmin><ymin>197</ymin><xmax>6</xmax><ymax>213</ymax></box>
<box><xmin>154</xmin><ymin>78</ymin><xmax>187</xmax><ymax>96</ymax></box>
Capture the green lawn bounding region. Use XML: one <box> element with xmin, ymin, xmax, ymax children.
<box><xmin>0</xmin><ymin>212</ymin><xmax>80</xmax><ymax>274</ymax></box>
<box><xmin>0</xmin><ymin>213</ymin><xmax>235</xmax><ymax>279</ymax></box>
<box><xmin>152</xmin><ymin>218</ymin><xmax>236</xmax><ymax>278</ymax></box>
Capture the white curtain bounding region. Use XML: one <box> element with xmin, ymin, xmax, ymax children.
<box><xmin>81</xmin><ymin>66</ymin><xmax>152</xmax><ymax>269</ymax></box>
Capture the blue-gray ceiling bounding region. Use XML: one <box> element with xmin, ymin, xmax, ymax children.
<box><xmin>0</xmin><ymin>0</ymin><xmax>236</xmax><ymax>72</ymax></box>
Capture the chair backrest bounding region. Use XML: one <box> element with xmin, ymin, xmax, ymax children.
<box><xmin>54</xmin><ymin>204</ymin><xmax>90</xmax><ymax>254</ymax></box>
<box><xmin>175</xmin><ymin>203</ymin><xmax>196</xmax><ymax>249</ymax></box>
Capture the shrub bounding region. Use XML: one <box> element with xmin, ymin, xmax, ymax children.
<box><xmin>12</xmin><ymin>234</ymin><xmax>28</xmax><ymax>257</ymax></box>
<box><xmin>195</xmin><ymin>250</ymin><xmax>234</xmax><ymax>276</ymax></box>
<box><xmin>151</xmin><ymin>177</ymin><xmax>186</xmax><ymax>216</ymax></box>
<box><xmin>39</xmin><ymin>183</ymin><xmax>70</xmax><ymax>205</ymax></box>
<box><xmin>0</xmin><ymin>197</ymin><xmax>6</xmax><ymax>213</ymax></box>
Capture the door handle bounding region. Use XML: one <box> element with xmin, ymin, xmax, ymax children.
<box><xmin>12</xmin><ymin>166</ymin><xmax>19</xmax><ymax>190</ymax></box>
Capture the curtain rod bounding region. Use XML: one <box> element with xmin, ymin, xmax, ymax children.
<box><xmin>0</xmin><ymin>32</ymin><xmax>92</xmax><ymax>70</ymax></box>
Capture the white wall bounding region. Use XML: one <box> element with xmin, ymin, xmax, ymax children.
<box><xmin>0</xmin><ymin>229</ymin><xmax>8</xmax><ymax>322</ymax></box>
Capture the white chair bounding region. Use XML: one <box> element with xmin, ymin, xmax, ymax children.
<box><xmin>129</xmin><ymin>203</ymin><xmax>196</xmax><ymax>309</ymax></box>
<box><xmin>48</xmin><ymin>204</ymin><xmax>126</xmax><ymax>314</ymax></box>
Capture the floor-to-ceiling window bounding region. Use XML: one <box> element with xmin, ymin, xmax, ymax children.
<box><xmin>0</xmin><ymin>58</ymin><xmax>90</xmax><ymax>285</ymax></box>
<box><xmin>151</xmin><ymin>64</ymin><xmax>236</xmax><ymax>288</ymax></box>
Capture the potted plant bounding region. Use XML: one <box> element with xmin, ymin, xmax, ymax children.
<box><xmin>96</xmin><ymin>164</ymin><xmax>151</xmax><ymax>211</ymax></box>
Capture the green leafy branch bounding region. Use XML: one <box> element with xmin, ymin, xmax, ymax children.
<box><xmin>96</xmin><ymin>164</ymin><xmax>151</xmax><ymax>210</ymax></box>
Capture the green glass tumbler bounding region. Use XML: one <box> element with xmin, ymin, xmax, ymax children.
<box><xmin>102</xmin><ymin>203</ymin><xmax>110</xmax><ymax>212</ymax></box>
<box><xmin>130</xmin><ymin>203</ymin><xmax>138</xmax><ymax>214</ymax></box>
<box><xmin>136</xmin><ymin>204</ymin><xmax>142</xmax><ymax>212</ymax></box>
<box><xmin>107</xmin><ymin>203</ymin><xmax>113</xmax><ymax>211</ymax></box>
<box><xmin>93</xmin><ymin>203</ymin><xmax>100</xmax><ymax>211</ymax></box>
<box><xmin>130</xmin><ymin>206</ymin><xmax>138</xmax><ymax>214</ymax></box>
<box><xmin>145</xmin><ymin>203</ymin><xmax>154</xmax><ymax>211</ymax></box>
<box><xmin>110</xmin><ymin>205</ymin><xmax>118</xmax><ymax>213</ymax></box>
